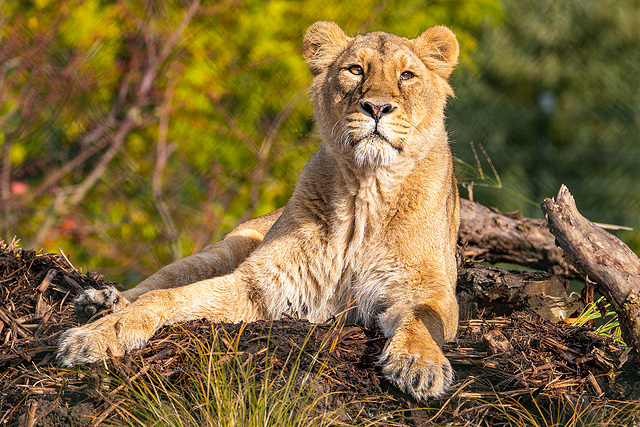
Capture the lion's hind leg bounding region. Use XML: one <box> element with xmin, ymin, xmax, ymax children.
<box><xmin>72</xmin><ymin>209</ymin><xmax>283</xmax><ymax>323</ymax></box>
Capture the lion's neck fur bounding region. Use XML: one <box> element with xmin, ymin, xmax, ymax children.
<box><xmin>334</xmin><ymin>165</ymin><xmax>393</xmax><ymax>266</ymax></box>
<box><xmin>319</xmin><ymin>144</ymin><xmax>405</xmax><ymax>236</ymax></box>
<box><xmin>297</xmin><ymin>136</ymin><xmax>446</xmax><ymax>267</ymax></box>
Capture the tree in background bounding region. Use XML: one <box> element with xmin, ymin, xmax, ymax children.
<box><xmin>0</xmin><ymin>0</ymin><xmax>501</xmax><ymax>285</ymax></box>
<box><xmin>449</xmin><ymin>0</ymin><xmax>640</xmax><ymax>251</ymax></box>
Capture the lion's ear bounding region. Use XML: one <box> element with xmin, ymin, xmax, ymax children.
<box><xmin>412</xmin><ymin>26</ymin><xmax>459</xmax><ymax>79</ymax></box>
<box><xmin>303</xmin><ymin>21</ymin><xmax>351</xmax><ymax>76</ymax></box>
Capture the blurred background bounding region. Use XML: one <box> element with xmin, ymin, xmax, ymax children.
<box><xmin>1</xmin><ymin>0</ymin><xmax>638</xmax><ymax>287</ymax></box>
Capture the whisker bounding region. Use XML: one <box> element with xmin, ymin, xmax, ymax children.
<box><xmin>331</xmin><ymin>118</ymin><xmax>343</xmax><ymax>139</ymax></box>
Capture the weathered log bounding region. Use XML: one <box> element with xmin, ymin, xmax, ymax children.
<box><xmin>459</xmin><ymin>198</ymin><xmax>575</xmax><ymax>276</ymax></box>
<box><xmin>457</xmin><ymin>261</ymin><xmax>581</xmax><ymax>322</ymax></box>
<box><xmin>541</xmin><ymin>185</ymin><xmax>640</xmax><ymax>356</ymax></box>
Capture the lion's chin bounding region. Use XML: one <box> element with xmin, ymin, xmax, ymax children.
<box><xmin>352</xmin><ymin>135</ymin><xmax>402</xmax><ymax>168</ymax></box>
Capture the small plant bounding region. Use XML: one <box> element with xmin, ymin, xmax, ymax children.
<box><xmin>483</xmin><ymin>392</ymin><xmax>640</xmax><ymax>427</ymax></box>
<box><xmin>571</xmin><ymin>296</ymin><xmax>626</xmax><ymax>348</ymax></box>
<box><xmin>455</xmin><ymin>141</ymin><xmax>538</xmax><ymax>206</ymax></box>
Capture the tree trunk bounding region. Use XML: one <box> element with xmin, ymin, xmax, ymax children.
<box><xmin>457</xmin><ymin>261</ymin><xmax>580</xmax><ymax>322</ymax></box>
<box><xmin>459</xmin><ymin>198</ymin><xmax>575</xmax><ymax>276</ymax></box>
<box><xmin>541</xmin><ymin>185</ymin><xmax>640</xmax><ymax>356</ymax></box>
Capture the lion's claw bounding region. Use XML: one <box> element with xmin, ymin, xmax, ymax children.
<box><xmin>73</xmin><ymin>286</ymin><xmax>126</xmax><ymax>323</ymax></box>
<box><xmin>379</xmin><ymin>342</ymin><xmax>453</xmax><ymax>401</ymax></box>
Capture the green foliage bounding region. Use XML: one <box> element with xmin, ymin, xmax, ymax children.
<box><xmin>1</xmin><ymin>0</ymin><xmax>637</xmax><ymax>286</ymax></box>
<box><xmin>571</xmin><ymin>296</ymin><xmax>625</xmax><ymax>348</ymax></box>
<box><xmin>0</xmin><ymin>0</ymin><xmax>502</xmax><ymax>285</ymax></box>
<box><xmin>448</xmin><ymin>0</ymin><xmax>640</xmax><ymax>252</ymax></box>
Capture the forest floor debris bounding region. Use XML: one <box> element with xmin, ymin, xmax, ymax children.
<box><xmin>1</xmin><ymin>241</ymin><xmax>639</xmax><ymax>426</ymax></box>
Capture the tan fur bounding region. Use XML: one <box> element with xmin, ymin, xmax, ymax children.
<box><xmin>57</xmin><ymin>22</ymin><xmax>461</xmax><ymax>400</ymax></box>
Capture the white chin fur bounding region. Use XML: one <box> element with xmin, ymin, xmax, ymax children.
<box><xmin>353</xmin><ymin>137</ymin><xmax>399</xmax><ymax>168</ymax></box>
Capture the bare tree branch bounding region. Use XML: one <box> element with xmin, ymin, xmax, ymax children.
<box><xmin>152</xmin><ymin>76</ymin><xmax>181</xmax><ymax>260</ymax></box>
<box><xmin>138</xmin><ymin>0</ymin><xmax>201</xmax><ymax>97</ymax></box>
<box><xmin>22</xmin><ymin>69</ymin><xmax>135</xmax><ymax>206</ymax></box>
<box><xmin>68</xmin><ymin>115</ymin><xmax>139</xmax><ymax>208</ymax></box>
<box><xmin>28</xmin><ymin>0</ymin><xmax>202</xmax><ymax>247</ymax></box>
<box><xmin>239</xmin><ymin>93</ymin><xmax>302</xmax><ymax>223</ymax></box>
<box><xmin>541</xmin><ymin>185</ymin><xmax>640</xmax><ymax>357</ymax></box>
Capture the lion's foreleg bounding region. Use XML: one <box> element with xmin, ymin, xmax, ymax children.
<box><xmin>73</xmin><ymin>228</ymin><xmax>272</xmax><ymax>321</ymax></box>
<box><xmin>57</xmin><ymin>273</ymin><xmax>260</xmax><ymax>367</ymax></box>
<box><xmin>377</xmin><ymin>281</ymin><xmax>458</xmax><ymax>401</ymax></box>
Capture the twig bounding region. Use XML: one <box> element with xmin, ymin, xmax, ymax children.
<box><xmin>429</xmin><ymin>377</ymin><xmax>476</xmax><ymax>422</ymax></box>
<box><xmin>586</xmin><ymin>372</ymin><xmax>603</xmax><ymax>396</ymax></box>
<box><xmin>37</xmin><ymin>269</ymin><xmax>59</xmax><ymax>293</ymax></box>
<box><xmin>542</xmin><ymin>337</ymin><xmax>582</xmax><ymax>356</ymax></box>
<box><xmin>91</xmin><ymin>400</ymin><xmax>123</xmax><ymax>427</ymax></box>
<box><xmin>58</xmin><ymin>249</ymin><xmax>79</xmax><ymax>273</ymax></box>
<box><xmin>24</xmin><ymin>400</ymin><xmax>37</xmax><ymax>427</ymax></box>
<box><xmin>152</xmin><ymin>76</ymin><xmax>181</xmax><ymax>260</ymax></box>
<box><xmin>63</xmin><ymin>276</ymin><xmax>85</xmax><ymax>295</ymax></box>
<box><xmin>0</xmin><ymin>307</ymin><xmax>31</xmax><ymax>339</ymax></box>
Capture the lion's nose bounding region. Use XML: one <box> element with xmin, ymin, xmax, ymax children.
<box><xmin>360</xmin><ymin>101</ymin><xmax>397</xmax><ymax>122</ymax></box>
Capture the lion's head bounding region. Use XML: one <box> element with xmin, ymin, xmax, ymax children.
<box><xmin>303</xmin><ymin>22</ymin><xmax>459</xmax><ymax>169</ymax></box>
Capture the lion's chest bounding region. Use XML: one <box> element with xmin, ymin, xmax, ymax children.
<box><xmin>321</xmin><ymin>180</ymin><xmax>407</xmax><ymax>324</ymax></box>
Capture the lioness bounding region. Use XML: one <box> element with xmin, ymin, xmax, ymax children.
<box><xmin>57</xmin><ymin>21</ymin><xmax>460</xmax><ymax>400</ymax></box>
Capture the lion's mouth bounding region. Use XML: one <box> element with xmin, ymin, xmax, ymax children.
<box><xmin>352</xmin><ymin>131</ymin><xmax>403</xmax><ymax>153</ymax></box>
<box><xmin>344</xmin><ymin>128</ymin><xmax>405</xmax><ymax>167</ymax></box>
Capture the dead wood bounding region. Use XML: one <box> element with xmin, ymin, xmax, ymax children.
<box><xmin>459</xmin><ymin>197</ymin><xmax>576</xmax><ymax>276</ymax></box>
<box><xmin>457</xmin><ymin>261</ymin><xmax>581</xmax><ymax>322</ymax></box>
<box><xmin>482</xmin><ymin>329</ymin><xmax>514</xmax><ymax>355</ymax></box>
<box><xmin>541</xmin><ymin>185</ymin><xmax>640</xmax><ymax>357</ymax></box>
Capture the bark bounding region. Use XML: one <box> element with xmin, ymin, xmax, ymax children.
<box><xmin>541</xmin><ymin>185</ymin><xmax>640</xmax><ymax>356</ymax></box>
<box><xmin>459</xmin><ymin>198</ymin><xmax>576</xmax><ymax>276</ymax></box>
<box><xmin>457</xmin><ymin>261</ymin><xmax>580</xmax><ymax>322</ymax></box>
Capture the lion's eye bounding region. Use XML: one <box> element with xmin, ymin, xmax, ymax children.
<box><xmin>400</xmin><ymin>71</ymin><xmax>415</xmax><ymax>81</ymax></box>
<box><xmin>348</xmin><ymin>65</ymin><xmax>364</xmax><ymax>76</ymax></box>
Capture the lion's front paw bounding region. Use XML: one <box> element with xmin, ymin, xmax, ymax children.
<box><xmin>74</xmin><ymin>286</ymin><xmax>127</xmax><ymax>323</ymax></box>
<box><xmin>379</xmin><ymin>336</ymin><xmax>453</xmax><ymax>401</ymax></box>
<box><xmin>56</xmin><ymin>321</ymin><xmax>124</xmax><ymax>368</ymax></box>
<box><xmin>57</xmin><ymin>310</ymin><xmax>152</xmax><ymax>368</ymax></box>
